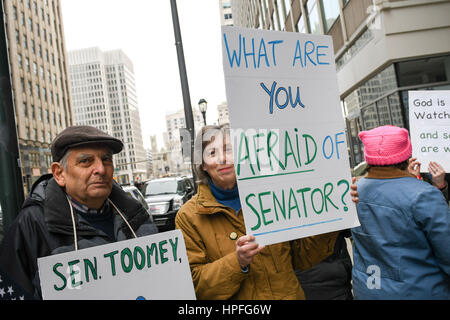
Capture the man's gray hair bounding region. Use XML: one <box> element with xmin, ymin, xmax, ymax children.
<box><xmin>59</xmin><ymin>149</ymin><xmax>71</xmax><ymax>170</ymax></box>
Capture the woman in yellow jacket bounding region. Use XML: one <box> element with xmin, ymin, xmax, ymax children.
<box><xmin>175</xmin><ymin>124</ymin><xmax>347</xmax><ymax>300</ymax></box>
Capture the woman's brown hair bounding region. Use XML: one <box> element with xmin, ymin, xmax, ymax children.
<box><xmin>193</xmin><ymin>123</ymin><xmax>230</xmax><ymax>185</ymax></box>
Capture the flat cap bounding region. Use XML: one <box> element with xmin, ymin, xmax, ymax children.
<box><xmin>51</xmin><ymin>126</ymin><xmax>123</xmax><ymax>162</ymax></box>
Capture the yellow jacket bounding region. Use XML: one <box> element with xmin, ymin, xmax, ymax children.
<box><xmin>175</xmin><ymin>183</ymin><xmax>337</xmax><ymax>300</ymax></box>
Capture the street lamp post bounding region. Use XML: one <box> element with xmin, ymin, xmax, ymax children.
<box><xmin>198</xmin><ymin>98</ymin><xmax>207</xmax><ymax>125</ymax></box>
<box><xmin>170</xmin><ymin>0</ymin><xmax>198</xmax><ymax>192</ymax></box>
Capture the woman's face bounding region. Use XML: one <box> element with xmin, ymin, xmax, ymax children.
<box><xmin>202</xmin><ymin>134</ymin><xmax>237</xmax><ymax>190</ymax></box>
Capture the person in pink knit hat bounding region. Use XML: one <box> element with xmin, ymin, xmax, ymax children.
<box><xmin>351</xmin><ymin>125</ymin><xmax>450</xmax><ymax>300</ymax></box>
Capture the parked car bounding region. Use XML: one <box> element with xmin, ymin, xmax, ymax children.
<box><xmin>143</xmin><ymin>177</ymin><xmax>195</xmax><ymax>231</ymax></box>
<box><xmin>122</xmin><ymin>185</ymin><xmax>155</xmax><ymax>225</ymax></box>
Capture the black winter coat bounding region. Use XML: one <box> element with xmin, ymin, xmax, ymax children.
<box><xmin>0</xmin><ymin>174</ymin><xmax>158</xmax><ymax>299</ymax></box>
<box><xmin>295</xmin><ymin>230</ymin><xmax>353</xmax><ymax>300</ymax></box>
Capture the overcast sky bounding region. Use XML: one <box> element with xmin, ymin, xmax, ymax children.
<box><xmin>60</xmin><ymin>0</ymin><xmax>227</xmax><ymax>149</ymax></box>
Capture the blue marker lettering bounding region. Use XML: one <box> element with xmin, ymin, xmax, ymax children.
<box><xmin>316</xmin><ymin>45</ymin><xmax>330</xmax><ymax>65</ymax></box>
<box><xmin>258</xmin><ymin>38</ymin><xmax>269</xmax><ymax>68</ymax></box>
<box><xmin>292</xmin><ymin>40</ymin><xmax>304</xmax><ymax>67</ymax></box>
<box><xmin>243</xmin><ymin>36</ymin><xmax>256</xmax><ymax>68</ymax></box>
<box><xmin>289</xmin><ymin>86</ymin><xmax>305</xmax><ymax>109</ymax></box>
<box><xmin>304</xmin><ymin>41</ymin><xmax>317</xmax><ymax>66</ymax></box>
<box><xmin>322</xmin><ymin>135</ymin><xmax>334</xmax><ymax>159</ymax></box>
<box><xmin>223</xmin><ymin>33</ymin><xmax>242</xmax><ymax>68</ymax></box>
<box><xmin>268</xmin><ymin>40</ymin><xmax>283</xmax><ymax>66</ymax></box>
<box><xmin>335</xmin><ymin>132</ymin><xmax>345</xmax><ymax>159</ymax></box>
<box><xmin>275</xmin><ymin>86</ymin><xmax>289</xmax><ymax>109</ymax></box>
<box><xmin>260</xmin><ymin>81</ymin><xmax>277</xmax><ymax>114</ymax></box>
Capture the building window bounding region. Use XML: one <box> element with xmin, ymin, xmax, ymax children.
<box><xmin>20</xmin><ymin>77</ymin><xmax>25</xmax><ymax>92</ymax></box>
<box><xmin>297</xmin><ymin>14</ymin><xmax>306</xmax><ymax>33</ymax></box>
<box><xmin>30</xmin><ymin>152</ymin><xmax>41</xmax><ymax>167</ymax></box>
<box><xmin>306</xmin><ymin>0</ymin><xmax>321</xmax><ymax>35</ymax></box>
<box><xmin>396</xmin><ymin>55</ymin><xmax>450</xmax><ymax>87</ymax></box>
<box><xmin>320</xmin><ymin>0</ymin><xmax>340</xmax><ymax>32</ymax></box>
<box><xmin>276</xmin><ymin>0</ymin><xmax>285</xmax><ymax>30</ymax></box>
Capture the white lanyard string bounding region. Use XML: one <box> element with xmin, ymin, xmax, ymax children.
<box><xmin>65</xmin><ymin>194</ymin><xmax>79</xmax><ymax>252</ymax></box>
<box><xmin>107</xmin><ymin>199</ymin><xmax>137</xmax><ymax>239</ymax></box>
<box><xmin>65</xmin><ymin>196</ymin><xmax>137</xmax><ymax>252</ymax></box>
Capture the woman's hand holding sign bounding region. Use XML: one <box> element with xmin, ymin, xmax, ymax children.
<box><xmin>236</xmin><ymin>235</ymin><xmax>265</xmax><ymax>269</ymax></box>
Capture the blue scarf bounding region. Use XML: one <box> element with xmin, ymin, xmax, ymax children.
<box><xmin>209</xmin><ymin>181</ymin><xmax>241</xmax><ymax>212</ymax></box>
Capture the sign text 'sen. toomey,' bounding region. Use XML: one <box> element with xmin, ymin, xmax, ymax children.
<box><xmin>38</xmin><ymin>230</ymin><xmax>196</xmax><ymax>299</ymax></box>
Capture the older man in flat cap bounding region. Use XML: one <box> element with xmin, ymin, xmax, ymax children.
<box><xmin>0</xmin><ymin>126</ymin><xmax>158</xmax><ymax>299</ymax></box>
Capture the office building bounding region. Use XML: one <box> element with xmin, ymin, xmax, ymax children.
<box><xmin>68</xmin><ymin>47</ymin><xmax>147</xmax><ymax>184</ymax></box>
<box><xmin>162</xmin><ymin>108</ymin><xmax>203</xmax><ymax>176</ymax></box>
<box><xmin>220</xmin><ymin>0</ymin><xmax>234</xmax><ymax>26</ymax></box>
<box><xmin>3</xmin><ymin>0</ymin><xmax>73</xmax><ymax>192</ymax></box>
<box><xmin>228</xmin><ymin>0</ymin><xmax>450</xmax><ymax>167</ymax></box>
<box><xmin>217</xmin><ymin>101</ymin><xmax>230</xmax><ymax>125</ymax></box>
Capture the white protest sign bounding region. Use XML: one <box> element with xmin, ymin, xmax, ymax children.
<box><xmin>409</xmin><ymin>90</ymin><xmax>450</xmax><ymax>172</ymax></box>
<box><xmin>38</xmin><ymin>229</ymin><xmax>196</xmax><ymax>300</ymax></box>
<box><xmin>221</xmin><ymin>26</ymin><xmax>359</xmax><ymax>246</ymax></box>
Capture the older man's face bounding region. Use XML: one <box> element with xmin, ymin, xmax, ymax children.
<box><xmin>54</xmin><ymin>145</ymin><xmax>114</xmax><ymax>209</ymax></box>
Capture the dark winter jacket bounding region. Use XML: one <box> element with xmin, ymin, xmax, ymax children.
<box><xmin>294</xmin><ymin>230</ymin><xmax>353</xmax><ymax>300</ymax></box>
<box><xmin>0</xmin><ymin>174</ymin><xmax>158</xmax><ymax>299</ymax></box>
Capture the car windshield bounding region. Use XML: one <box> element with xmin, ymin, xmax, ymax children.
<box><xmin>145</xmin><ymin>180</ymin><xmax>180</xmax><ymax>196</ymax></box>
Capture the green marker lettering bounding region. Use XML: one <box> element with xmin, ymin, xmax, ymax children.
<box><xmin>246</xmin><ymin>193</ymin><xmax>261</xmax><ymax>231</ymax></box>
<box><xmin>134</xmin><ymin>246</ymin><xmax>146</xmax><ymax>270</ymax></box>
<box><xmin>288</xmin><ymin>187</ymin><xmax>301</xmax><ymax>218</ymax></box>
<box><xmin>272</xmin><ymin>189</ymin><xmax>286</xmax><ymax>221</ymax></box>
<box><xmin>169</xmin><ymin>237</ymin><xmax>179</xmax><ymax>262</ymax></box>
<box><xmin>104</xmin><ymin>250</ymin><xmax>119</xmax><ymax>276</ymax></box>
<box><xmin>53</xmin><ymin>262</ymin><xmax>67</xmax><ymax>291</ymax></box>
<box><xmin>84</xmin><ymin>257</ymin><xmax>98</xmax><ymax>283</ymax></box>
<box><xmin>121</xmin><ymin>247</ymin><xmax>133</xmax><ymax>273</ymax></box>
<box><xmin>147</xmin><ymin>243</ymin><xmax>159</xmax><ymax>267</ymax></box>
<box><xmin>68</xmin><ymin>259</ymin><xmax>82</xmax><ymax>288</ymax></box>
<box><xmin>258</xmin><ymin>191</ymin><xmax>273</xmax><ymax>226</ymax></box>
<box><xmin>159</xmin><ymin>240</ymin><xmax>169</xmax><ymax>264</ymax></box>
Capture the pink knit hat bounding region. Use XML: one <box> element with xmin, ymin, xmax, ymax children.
<box><xmin>358</xmin><ymin>125</ymin><xmax>412</xmax><ymax>166</ymax></box>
